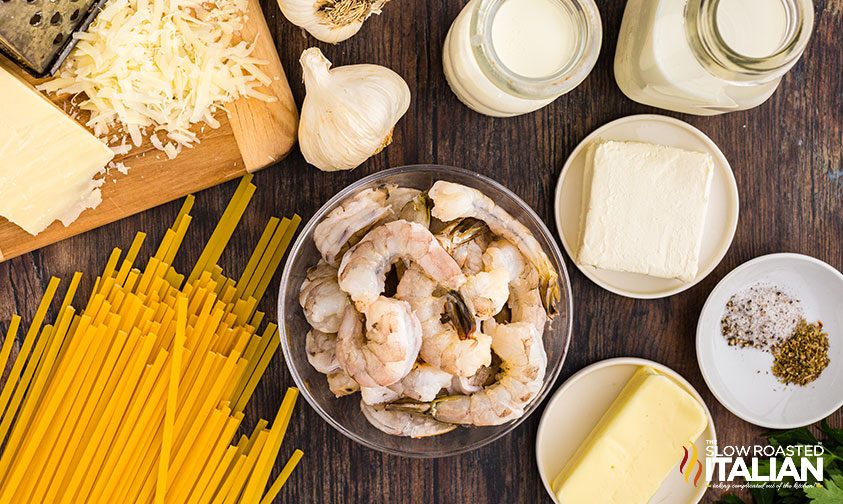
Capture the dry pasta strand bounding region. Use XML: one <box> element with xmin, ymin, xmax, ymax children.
<box><xmin>260</xmin><ymin>449</ymin><xmax>304</xmax><ymax>504</ymax></box>
<box><xmin>155</xmin><ymin>296</ymin><xmax>187</xmax><ymax>504</ymax></box>
<box><xmin>0</xmin><ymin>177</ymin><xmax>302</xmax><ymax>503</ymax></box>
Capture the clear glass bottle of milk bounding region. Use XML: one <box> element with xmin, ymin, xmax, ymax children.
<box><xmin>443</xmin><ymin>0</ymin><xmax>602</xmax><ymax>117</ymax></box>
<box><xmin>614</xmin><ymin>0</ymin><xmax>814</xmax><ymax>116</ymax></box>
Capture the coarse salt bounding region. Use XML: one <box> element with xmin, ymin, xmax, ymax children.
<box><xmin>720</xmin><ymin>283</ymin><xmax>804</xmax><ymax>350</ymax></box>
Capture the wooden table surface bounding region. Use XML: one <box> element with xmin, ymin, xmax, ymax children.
<box><xmin>1</xmin><ymin>0</ymin><xmax>841</xmax><ymax>502</ymax></box>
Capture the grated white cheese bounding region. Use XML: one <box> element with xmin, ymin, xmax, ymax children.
<box><xmin>37</xmin><ymin>0</ymin><xmax>274</xmax><ymax>160</ymax></box>
<box><xmin>107</xmin><ymin>161</ymin><xmax>130</xmax><ymax>175</ymax></box>
<box><xmin>110</xmin><ymin>144</ymin><xmax>132</xmax><ymax>156</ymax></box>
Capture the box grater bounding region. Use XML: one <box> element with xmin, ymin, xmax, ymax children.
<box><xmin>0</xmin><ymin>0</ymin><xmax>109</xmax><ymax>77</ymax></box>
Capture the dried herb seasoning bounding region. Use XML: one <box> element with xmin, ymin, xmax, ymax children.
<box><xmin>772</xmin><ymin>320</ymin><xmax>830</xmax><ymax>386</ymax></box>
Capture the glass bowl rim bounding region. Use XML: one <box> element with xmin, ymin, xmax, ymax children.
<box><xmin>278</xmin><ymin>164</ymin><xmax>574</xmax><ymax>458</ymax></box>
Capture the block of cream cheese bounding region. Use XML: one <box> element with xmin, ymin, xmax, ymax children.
<box><xmin>0</xmin><ymin>65</ymin><xmax>113</xmax><ymax>236</ymax></box>
<box><xmin>577</xmin><ymin>140</ymin><xmax>714</xmax><ymax>282</ymax></box>
<box><xmin>552</xmin><ymin>366</ymin><xmax>708</xmax><ymax>504</ymax></box>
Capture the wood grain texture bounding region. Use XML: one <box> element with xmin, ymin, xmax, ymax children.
<box><xmin>0</xmin><ymin>0</ymin><xmax>841</xmax><ymax>503</ymax></box>
<box><xmin>229</xmin><ymin>0</ymin><xmax>299</xmax><ymax>172</ymax></box>
<box><xmin>0</xmin><ymin>0</ymin><xmax>298</xmax><ymax>262</ymax></box>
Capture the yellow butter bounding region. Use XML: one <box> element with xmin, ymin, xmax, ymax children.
<box><xmin>0</xmin><ymin>65</ymin><xmax>113</xmax><ymax>235</ymax></box>
<box><xmin>552</xmin><ymin>366</ymin><xmax>707</xmax><ymax>504</ymax></box>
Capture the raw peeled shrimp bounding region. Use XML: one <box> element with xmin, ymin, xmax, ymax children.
<box><xmin>394</xmin><ymin>264</ymin><xmax>439</xmax><ymax>303</ymax></box>
<box><xmin>429</xmin><ymin>181</ymin><xmax>560</xmax><ymax>316</ymax></box>
<box><xmin>361</xmin><ymin>402</ymin><xmax>456</xmax><ymax>438</ymax></box>
<box><xmin>338</xmin><ymin>220</ymin><xmax>466</xmax><ymax>309</ymax></box>
<box><xmin>460</xmin><ymin>269</ymin><xmax>510</xmax><ymax>321</ymax></box>
<box><xmin>448</xmin><ymin>376</ymin><xmax>483</xmax><ymax>395</ymax></box>
<box><xmin>360</xmin><ymin>363</ymin><xmax>453</xmax><ymax>405</ymax></box>
<box><xmin>314</xmin><ymin>186</ymin><xmax>392</xmax><ymax>265</ymax></box>
<box><xmin>336</xmin><ymin>299</ymin><xmax>422</xmax><ymax>388</ymax></box>
<box><xmin>327</xmin><ymin>370</ymin><xmax>359</xmax><ymax>397</ymax></box>
<box><xmin>393</xmin><ymin>321</ymin><xmax>547</xmax><ymax>426</ymax></box>
<box><xmin>448</xmin><ymin>364</ymin><xmax>497</xmax><ymax>395</ymax></box>
<box><xmin>392</xmin><ymin>241</ymin><xmax>549</xmax><ymax>426</ymax></box>
<box><xmin>384</xmin><ymin>186</ymin><xmax>421</xmax><ymax>211</ymax></box>
<box><xmin>398</xmin><ymin>363</ymin><xmax>452</xmax><ymax>401</ymax></box>
<box><xmin>437</xmin><ymin>218</ymin><xmax>509</xmax><ymax>320</ymax></box>
<box><xmin>397</xmin><ymin>266</ymin><xmax>492</xmax><ymax>378</ymax></box>
<box><xmin>483</xmin><ymin>240</ymin><xmax>547</xmax><ymax>334</ymax></box>
<box><xmin>314</xmin><ymin>186</ymin><xmax>426</xmax><ymax>265</ymax></box>
<box><xmin>299</xmin><ymin>261</ymin><xmax>351</xmax><ymax>334</ymax></box>
<box><xmin>436</xmin><ymin>218</ymin><xmax>491</xmax><ymax>275</ymax></box>
<box><xmin>451</xmin><ymin>239</ymin><xmax>486</xmax><ymax>276</ymax></box>
<box><xmin>420</xmin><ymin>294</ymin><xmax>493</xmax><ymax>378</ymax></box>
<box><xmin>360</xmin><ymin>386</ymin><xmax>400</xmax><ymax>405</ymax></box>
<box><xmin>306</xmin><ymin>329</ymin><xmax>340</xmax><ymax>374</ymax></box>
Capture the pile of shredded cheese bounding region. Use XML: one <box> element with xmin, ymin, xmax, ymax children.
<box><xmin>38</xmin><ymin>0</ymin><xmax>274</xmax><ymax>160</ymax></box>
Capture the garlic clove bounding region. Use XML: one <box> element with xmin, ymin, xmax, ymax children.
<box><xmin>298</xmin><ymin>48</ymin><xmax>411</xmax><ymax>172</ymax></box>
<box><xmin>277</xmin><ymin>0</ymin><xmax>390</xmax><ymax>44</ymax></box>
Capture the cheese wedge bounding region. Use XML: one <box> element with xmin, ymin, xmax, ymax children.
<box><xmin>552</xmin><ymin>366</ymin><xmax>708</xmax><ymax>504</ymax></box>
<box><xmin>0</xmin><ymin>65</ymin><xmax>113</xmax><ymax>235</ymax></box>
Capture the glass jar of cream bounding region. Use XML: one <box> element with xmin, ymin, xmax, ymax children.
<box><xmin>443</xmin><ymin>0</ymin><xmax>602</xmax><ymax>117</ymax></box>
<box><xmin>614</xmin><ymin>0</ymin><xmax>814</xmax><ymax>116</ymax></box>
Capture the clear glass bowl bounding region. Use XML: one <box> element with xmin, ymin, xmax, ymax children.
<box><xmin>278</xmin><ymin>165</ymin><xmax>573</xmax><ymax>458</ymax></box>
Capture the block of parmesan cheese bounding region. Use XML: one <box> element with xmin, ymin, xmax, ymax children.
<box><xmin>552</xmin><ymin>366</ymin><xmax>708</xmax><ymax>504</ymax></box>
<box><xmin>0</xmin><ymin>65</ymin><xmax>113</xmax><ymax>235</ymax></box>
<box><xmin>577</xmin><ymin>140</ymin><xmax>714</xmax><ymax>282</ymax></box>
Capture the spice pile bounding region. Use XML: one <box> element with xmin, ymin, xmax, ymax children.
<box><xmin>772</xmin><ymin>320</ymin><xmax>830</xmax><ymax>386</ymax></box>
<box><xmin>721</xmin><ymin>282</ymin><xmax>831</xmax><ymax>386</ymax></box>
<box><xmin>721</xmin><ymin>283</ymin><xmax>803</xmax><ymax>349</ymax></box>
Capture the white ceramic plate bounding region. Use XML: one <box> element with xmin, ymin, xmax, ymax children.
<box><xmin>696</xmin><ymin>253</ymin><xmax>843</xmax><ymax>429</ymax></box>
<box><xmin>554</xmin><ymin>114</ymin><xmax>739</xmax><ymax>298</ymax></box>
<box><xmin>536</xmin><ymin>357</ymin><xmax>716</xmax><ymax>504</ymax></box>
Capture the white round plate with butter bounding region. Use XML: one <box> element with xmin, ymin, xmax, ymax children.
<box><xmin>697</xmin><ymin>253</ymin><xmax>843</xmax><ymax>429</ymax></box>
<box><xmin>554</xmin><ymin>114</ymin><xmax>739</xmax><ymax>298</ymax></box>
<box><xmin>536</xmin><ymin>357</ymin><xmax>716</xmax><ymax>504</ymax></box>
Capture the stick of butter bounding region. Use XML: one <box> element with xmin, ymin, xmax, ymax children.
<box><xmin>0</xmin><ymin>65</ymin><xmax>113</xmax><ymax>236</ymax></box>
<box><xmin>552</xmin><ymin>366</ymin><xmax>708</xmax><ymax>504</ymax></box>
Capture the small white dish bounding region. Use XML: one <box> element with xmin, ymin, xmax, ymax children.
<box><xmin>536</xmin><ymin>357</ymin><xmax>716</xmax><ymax>504</ymax></box>
<box><xmin>696</xmin><ymin>253</ymin><xmax>843</xmax><ymax>429</ymax></box>
<box><xmin>554</xmin><ymin>114</ymin><xmax>739</xmax><ymax>299</ymax></box>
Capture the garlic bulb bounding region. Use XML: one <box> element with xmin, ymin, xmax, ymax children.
<box><xmin>298</xmin><ymin>47</ymin><xmax>411</xmax><ymax>172</ymax></box>
<box><xmin>278</xmin><ymin>0</ymin><xmax>390</xmax><ymax>44</ymax></box>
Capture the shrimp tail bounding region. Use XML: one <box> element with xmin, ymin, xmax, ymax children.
<box><xmin>386</xmin><ymin>395</ymin><xmax>471</xmax><ymax>424</ymax></box>
<box><xmin>438</xmin><ymin>218</ymin><xmax>489</xmax><ymax>252</ymax></box>
<box><xmin>385</xmin><ymin>396</ymin><xmax>452</xmax><ymax>417</ymax></box>
<box><xmin>441</xmin><ymin>291</ymin><xmax>476</xmax><ymax>339</ymax></box>
<box><xmin>540</xmin><ymin>269</ymin><xmax>561</xmax><ymax>319</ymax></box>
<box><xmin>385</xmin><ymin>399</ymin><xmax>434</xmax><ymax>415</ymax></box>
<box><xmin>399</xmin><ymin>192</ymin><xmax>431</xmax><ymax>228</ymax></box>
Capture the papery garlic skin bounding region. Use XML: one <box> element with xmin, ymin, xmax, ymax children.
<box><xmin>299</xmin><ymin>47</ymin><xmax>411</xmax><ymax>172</ymax></box>
<box><xmin>278</xmin><ymin>0</ymin><xmax>389</xmax><ymax>44</ymax></box>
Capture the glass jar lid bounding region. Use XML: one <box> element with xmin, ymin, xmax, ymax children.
<box><xmin>685</xmin><ymin>0</ymin><xmax>815</xmax><ymax>83</ymax></box>
<box><xmin>469</xmin><ymin>0</ymin><xmax>602</xmax><ymax>100</ymax></box>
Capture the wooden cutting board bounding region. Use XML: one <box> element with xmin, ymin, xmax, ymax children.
<box><xmin>0</xmin><ymin>0</ymin><xmax>298</xmax><ymax>263</ymax></box>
